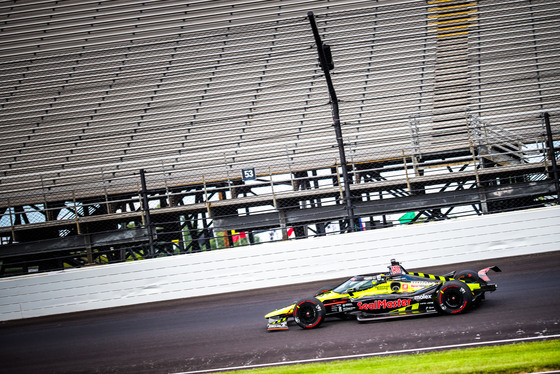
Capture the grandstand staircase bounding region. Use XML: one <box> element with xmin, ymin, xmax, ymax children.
<box><xmin>467</xmin><ymin>114</ymin><xmax>526</xmax><ymax>167</ymax></box>
<box><xmin>428</xmin><ymin>0</ymin><xmax>477</xmax><ymax>140</ymax></box>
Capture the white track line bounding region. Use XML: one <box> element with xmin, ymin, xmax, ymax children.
<box><xmin>171</xmin><ymin>334</ymin><xmax>560</xmax><ymax>374</ymax></box>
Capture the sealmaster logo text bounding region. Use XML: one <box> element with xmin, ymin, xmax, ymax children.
<box><xmin>357</xmin><ymin>299</ymin><xmax>411</xmax><ymax>310</ymax></box>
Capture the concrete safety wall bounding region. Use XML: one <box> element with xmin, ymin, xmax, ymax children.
<box><xmin>1</xmin><ymin>206</ymin><xmax>559</xmax><ymax>322</ymax></box>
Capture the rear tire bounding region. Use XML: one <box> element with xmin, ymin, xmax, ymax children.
<box><xmin>436</xmin><ymin>280</ymin><xmax>473</xmax><ymax>314</ymax></box>
<box><xmin>455</xmin><ymin>270</ymin><xmax>482</xmax><ymax>284</ymax></box>
<box><xmin>293</xmin><ymin>297</ymin><xmax>326</xmax><ymax>329</ymax></box>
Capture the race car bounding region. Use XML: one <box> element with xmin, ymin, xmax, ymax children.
<box><xmin>265</xmin><ymin>259</ymin><xmax>500</xmax><ymax>331</ymax></box>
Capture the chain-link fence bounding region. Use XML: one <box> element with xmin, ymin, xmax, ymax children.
<box><xmin>0</xmin><ymin>0</ymin><xmax>559</xmax><ymax>276</ymax></box>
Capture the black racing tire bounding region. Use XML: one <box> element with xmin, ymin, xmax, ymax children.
<box><xmin>455</xmin><ymin>270</ymin><xmax>482</xmax><ymax>284</ymax></box>
<box><xmin>436</xmin><ymin>280</ymin><xmax>473</xmax><ymax>315</ymax></box>
<box><xmin>293</xmin><ymin>297</ymin><xmax>326</xmax><ymax>329</ymax></box>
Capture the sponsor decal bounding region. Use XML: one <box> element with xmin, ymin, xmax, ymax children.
<box><xmin>358</xmin><ymin>299</ymin><xmax>411</xmax><ymax>310</ymax></box>
<box><xmin>332</xmin><ymin>302</ymin><xmax>356</xmax><ymax>313</ymax></box>
<box><xmin>411</xmin><ymin>281</ymin><xmax>435</xmax><ymax>287</ymax></box>
<box><xmin>413</xmin><ymin>294</ymin><xmax>432</xmax><ymax>300</ymax></box>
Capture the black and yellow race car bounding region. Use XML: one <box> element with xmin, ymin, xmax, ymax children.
<box><xmin>265</xmin><ymin>260</ymin><xmax>500</xmax><ymax>331</ymax></box>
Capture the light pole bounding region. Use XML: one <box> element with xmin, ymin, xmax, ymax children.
<box><xmin>307</xmin><ymin>11</ymin><xmax>356</xmax><ymax>232</ymax></box>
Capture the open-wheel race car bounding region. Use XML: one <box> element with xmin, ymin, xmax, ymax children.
<box><xmin>265</xmin><ymin>260</ymin><xmax>500</xmax><ymax>331</ymax></box>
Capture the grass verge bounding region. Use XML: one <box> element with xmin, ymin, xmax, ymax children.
<box><xmin>224</xmin><ymin>339</ymin><xmax>560</xmax><ymax>374</ymax></box>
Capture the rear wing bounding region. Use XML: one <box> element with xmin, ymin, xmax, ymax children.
<box><xmin>478</xmin><ymin>265</ymin><xmax>502</xmax><ymax>282</ymax></box>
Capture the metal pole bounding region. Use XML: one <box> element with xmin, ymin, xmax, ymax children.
<box><xmin>543</xmin><ymin>112</ymin><xmax>559</xmax><ymax>203</ymax></box>
<box><xmin>139</xmin><ymin>169</ymin><xmax>155</xmax><ymax>258</ymax></box>
<box><xmin>308</xmin><ymin>11</ymin><xmax>356</xmax><ymax>232</ymax></box>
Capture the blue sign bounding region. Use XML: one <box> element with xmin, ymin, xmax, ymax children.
<box><xmin>242</xmin><ymin>168</ymin><xmax>256</xmax><ymax>181</ymax></box>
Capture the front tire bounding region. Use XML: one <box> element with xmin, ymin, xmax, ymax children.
<box><xmin>436</xmin><ymin>280</ymin><xmax>473</xmax><ymax>314</ymax></box>
<box><xmin>293</xmin><ymin>297</ymin><xmax>326</xmax><ymax>329</ymax></box>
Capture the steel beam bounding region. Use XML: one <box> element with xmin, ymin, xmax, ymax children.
<box><xmin>212</xmin><ymin>180</ymin><xmax>556</xmax><ymax>232</ymax></box>
<box><xmin>0</xmin><ymin>227</ymin><xmax>151</xmax><ymax>259</ymax></box>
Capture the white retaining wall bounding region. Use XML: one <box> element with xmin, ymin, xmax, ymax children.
<box><xmin>1</xmin><ymin>206</ymin><xmax>559</xmax><ymax>322</ymax></box>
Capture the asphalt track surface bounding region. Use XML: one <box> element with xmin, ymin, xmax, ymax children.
<box><xmin>1</xmin><ymin>251</ymin><xmax>559</xmax><ymax>374</ymax></box>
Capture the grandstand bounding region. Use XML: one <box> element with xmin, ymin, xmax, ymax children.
<box><xmin>0</xmin><ymin>0</ymin><xmax>558</xmax><ymax>276</ymax></box>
